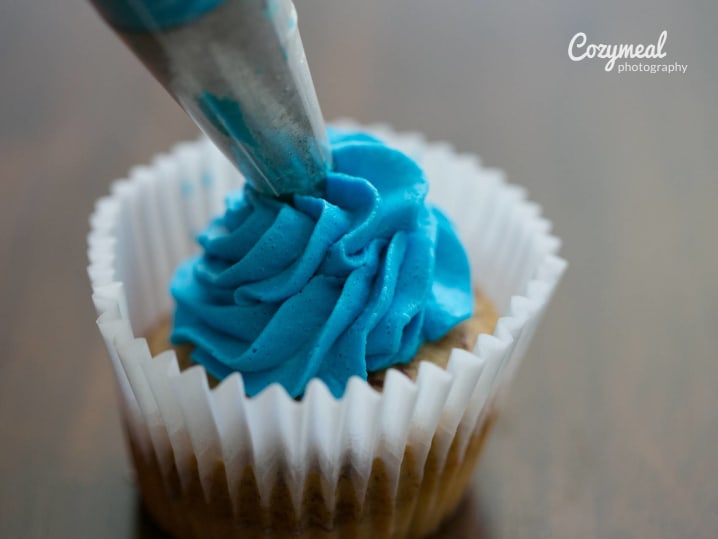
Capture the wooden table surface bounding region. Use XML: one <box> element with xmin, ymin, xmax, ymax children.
<box><xmin>2</xmin><ymin>1</ymin><xmax>717</xmax><ymax>537</ymax></box>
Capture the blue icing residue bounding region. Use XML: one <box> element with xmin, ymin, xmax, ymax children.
<box><xmin>94</xmin><ymin>0</ymin><xmax>225</xmax><ymax>31</ymax></box>
<box><xmin>262</xmin><ymin>0</ymin><xmax>294</xmax><ymax>60</ymax></box>
<box><xmin>198</xmin><ymin>92</ymin><xmax>256</xmax><ymax>148</ymax></box>
<box><xmin>180</xmin><ymin>180</ymin><xmax>194</xmax><ymax>196</ymax></box>
<box><xmin>170</xmin><ymin>130</ymin><xmax>474</xmax><ymax>398</ymax></box>
<box><xmin>198</xmin><ymin>92</ymin><xmax>323</xmax><ymax>195</ymax></box>
<box><xmin>263</xmin><ymin>0</ymin><xmax>280</xmax><ymax>19</ymax></box>
<box><xmin>201</xmin><ymin>172</ymin><xmax>214</xmax><ymax>188</ymax></box>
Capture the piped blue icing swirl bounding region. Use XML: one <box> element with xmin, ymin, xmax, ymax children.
<box><xmin>170</xmin><ymin>130</ymin><xmax>473</xmax><ymax>397</ymax></box>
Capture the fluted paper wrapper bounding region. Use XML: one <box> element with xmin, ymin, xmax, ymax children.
<box><xmin>88</xmin><ymin>121</ymin><xmax>566</xmax><ymax>538</ymax></box>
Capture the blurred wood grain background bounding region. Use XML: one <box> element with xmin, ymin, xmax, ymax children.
<box><xmin>1</xmin><ymin>0</ymin><xmax>716</xmax><ymax>537</ymax></box>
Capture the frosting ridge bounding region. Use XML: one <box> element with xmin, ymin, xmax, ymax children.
<box><xmin>170</xmin><ymin>130</ymin><xmax>473</xmax><ymax>397</ymax></box>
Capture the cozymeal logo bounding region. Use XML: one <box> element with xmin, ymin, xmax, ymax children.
<box><xmin>568</xmin><ymin>30</ymin><xmax>687</xmax><ymax>74</ymax></box>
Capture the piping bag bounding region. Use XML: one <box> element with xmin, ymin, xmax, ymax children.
<box><xmin>90</xmin><ymin>0</ymin><xmax>331</xmax><ymax>197</ymax></box>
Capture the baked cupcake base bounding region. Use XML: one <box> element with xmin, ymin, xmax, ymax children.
<box><xmin>138</xmin><ymin>289</ymin><xmax>499</xmax><ymax>537</ymax></box>
<box><xmin>128</xmin><ymin>407</ymin><xmax>497</xmax><ymax>539</ymax></box>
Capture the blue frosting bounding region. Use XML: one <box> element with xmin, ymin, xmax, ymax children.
<box><xmin>93</xmin><ymin>0</ymin><xmax>225</xmax><ymax>31</ymax></box>
<box><xmin>170</xmin><ymin>130</ymin><xmax>473</xmax><ymax>397</ymax></box>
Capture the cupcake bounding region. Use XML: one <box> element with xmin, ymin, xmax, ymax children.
<box><xmin>88</xmin><ymin>120</ymin><xmax>566</xmax><ymax>538</ymax></box>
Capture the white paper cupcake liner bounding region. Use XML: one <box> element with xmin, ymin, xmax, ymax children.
<box><xmin>87</xmin><ymin>122</ymin><xmax>566</xmax><ymax>538</ymax></box>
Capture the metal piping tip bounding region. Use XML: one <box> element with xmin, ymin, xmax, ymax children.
<box><xmin>91</xmin><ymin>0</ymin><xmax>332</xmax><ymax>197</ymax></box>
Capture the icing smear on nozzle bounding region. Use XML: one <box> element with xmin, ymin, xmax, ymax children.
<box><xmin>90</xmin><ymin>0</ymin><xmax>332</xmax><ymax>197</ymax></box>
